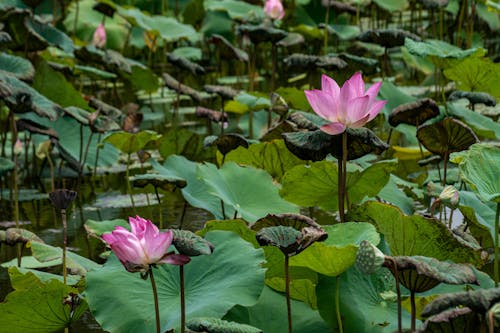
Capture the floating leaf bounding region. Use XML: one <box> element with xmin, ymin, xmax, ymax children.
<box><xmin>91</xmin><ymin>193</ymin><xmax>160</xmax><ymax>209</ymax></box>
<box><xmin>130</xmin><ymin>173</ymin><xmax>186</xmax><ymax>191</ymax></box>
<box><xmin>417</xmin><ymin>117</ymin><xmax>478</xmax><ymax>157</ymax></box>
<box><xmin>86</xmin><ymin>231</ymin><xmax>265</xmax><ymax>333</ymax></box>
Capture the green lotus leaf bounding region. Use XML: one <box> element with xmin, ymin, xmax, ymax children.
<box><xmin>1</xmin><ymin>256</ymin><xmax>60</xmax><ymax>270</ymax></box>
<box><xmin>30</xmin><ymin>242</ymin><xmax>101</xmax><ymax>277</ymax></box>
<box><xmin>459</xmin><ymin>190</ymin><xmax>497</xmax><ymax>245</ymax></box>
<box><xmin>151</xmin><ymin>156</ymin><xmax>236</xmax><ymax>220</ymax></box>
<box><xmin>0</xmin><ymin>157</ymin><xmax>14</xmax><ymax>175</ymax></box>
<box><xmin>417</xmin><ymin>117</ymin><xmax>479</xmax><ymax>157</ymax></box>
<box><xmin>197</xmin><ymin>219</ymin><xmax>257</xmax><ymax>246</ymax></box>
<box><xmin>404</xmin><ymin>39</ymin><xmax>485</xmax><ymax>69</ymax></box>
<box><xmin>1</xmin><ymin>266</ymin><xmax>80</xmax><ymax>284</ymax></box>
<box><xmin>198</xmin><ymin>162</ymin><xmax>299</xmax><ymax>222</ymax></box>
<box><xmin>372</xmin><ymin>0</ymin><xmax>409</xmax><ymax>11</ymax></box>
<box><xmin>25</xmin><ymin>16</ymin><xmax>74</xmax><ymax>53</ymax></box>
<box><xmin>0</xmin><ymin>188</ymin><xmax>48</xmax><ymax>201</ymax></box>
<box><xmin>449</xmin><ymin>90</ymin><xmax>497</xmax><ymax>107</ymax></box>
<box><xmin>0</xmin><ymin>72</ymin><xmax>60</xmax><ymax>120</ymax></box>
<box><xmin>138</xmin><ymin>15</ymin><xmax>200</xmax><ymax>43</ymax></box>
<box><xmin>280</xmin><ymin>159</ymin><xmax>396</xmax><ymax>211</ymax></box>
<box><xmin>224</xmin><ymin>285</ymin><xmax>330</xmax><ymax>333</ymax></box>
<box><xmin>316</xmin><ymin>266</ymin><xmax>413</xmax><ymax>332</ymax></box>
<box><xmin>0</xmin><ymin>268</ymin><xmax>87</xmax><ymax>332</ymax></box>
<box><xmin>33</xmin><ymin>59</ymin><xmax>89</xmax><ymax>110</ymax></box>
<box><xmin>378</xmin><ymin>174</ymin><xmax>417</xmax><ymax>215</ymax></box>
<box><xmin>84</xmin><ymin>218</ymin><xmax>129</xmax><ymax>237</ymax></box>
<box><xmin>450</xmin><ymin>143</ymin><xmax>500</xmax><ymax>203</ymax></box>
<box><xmin>444</xmin><ymin>56</ymin><xmax>500</xmax><ymax>98</ymax></box>
<box><xmin>223</xmin><ymin>139</ymin><xmax>304</xmax><ymax>182</ymax></box>
<box><xmin>86</xmin><ymin>231</ymin><xmax>265</xmax><ymax>333</ymax></box>
<box><xmin>0</xmin><ymin>52</ymin><xmax>34</xmax><ymax>81</ymax></box>
<box><xmin>171</xmin><ymin>46</ymin><xmax>202</xmax><ymax>61</ymax></box>
<box><xmin>346</xmin><ymin>201</ymin><xmax>483</xmax><ymax>265</ymax></box>
<box><xmin>187</xmin><ymin>317</ymin><xmax>262</xmax><ymax>333</ymax></box>
<box><xmin>205</xmin><ymin>0</ymin><xmax>263</xmax><ymax>20</ymax></box>
<box><xmin>208</xmin><ymin>34</ymin><xmax>249</xmax><ymax>62</ymax></box>
<box><xmin>73</xmin><ymin>64</ymin><xmax>117</xmax><ymax>80</ymax></box>
<box><xmin>237</xmin><ymin>24</ymin><xmax>288</xmax><ymax>44</ymax></box>
<box><xmin>0</xmin><ymin>228</ymin><xmax>43</xmax><ymax>245</ymax></box>
<box><xmin>448</xmin><ymin>101</ymin><xmax>500</xmax><ymax>139</ymax></box>
<box><xmin>251</xmin><ymin>213</ymin><xmax>322</xmax><ymax>232</ymax></box>
<box><xmin>172</xmin><ymin>229</ymin><xmax>214</xmax><ymax>257</ymax></box>
<box><xmin>104</xmin><ymin>130</ymin><xmax>161</xmax><ymax>155</ymax></box>
<box><xmin>421</xmin><ymin>287</ymin><xmax>500</xmax><ymax>317</ymax></box>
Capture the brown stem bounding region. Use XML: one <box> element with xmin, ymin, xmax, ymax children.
<box><xmin>61</xmin><ymin>208</ymin><xmax>67</xmax><ymax>285</ymax></box>
<box><xmin>411</xmin><ymin>290</ymin><xmax>416</xmax><ymax>332</ymax></box>
<box><xmin>149</xmin><ymin>268</ymin><xmax>161</xmax><ymax>333</ymax></box>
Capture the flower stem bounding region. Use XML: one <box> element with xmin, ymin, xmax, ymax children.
<box><xmin>126</xmin><ymin>153</ymin><xmax>136</xmax><ymax>213</ymax></box>
<box><xmin>180</xmin><ymin>265</ymin><xmax>186</xmax><ymax>333</ymax></box>
<box><xmin>495</xmin><ymin>202</ymin><xmax>499</xmax><ymax>287</ymax></box>
<box><xmin>340</xmin><ymin>131</ymin><xmax>348</xmax><ymax>222</ymax></box>
<box><xmin>149</xmin><ymin>268</ymin><xmax>161</xmax><ymax>333</ymax></box>
<box><xmin>335</xmin><ymin>276</ymin><xmax>343</xmax><ymax>333</ymax></box>
<box><xmin>389</xmin><ymin>258</ymin><xmax>402</xmax><ymax>333</ymax></box>
<box><xmin>285</xmin><ymin>255</ymin><xmax>292</xmax><ymax>333</ymax></box>
<box><xmin>410</xmin><ymin>290</ymin><xmax>416</xmax><ymax>332</ymax></box>
<box><xmin>61</xmin><ymin>208</ymin><xmax>67</xmax><ymax>285</ymax></box>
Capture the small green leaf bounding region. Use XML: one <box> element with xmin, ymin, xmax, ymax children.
<box><xmin>104</xmin><ymin>130</ymin><xmax>161</xmax><ymax>154</ymax></box>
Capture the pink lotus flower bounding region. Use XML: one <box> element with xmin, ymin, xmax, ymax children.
<box><xmin>264</xmin><ymin>0</ymin><xmax>285</xmax><ymax>20</ymax></box>
<box><xmin>102</xmin><ymin>216</ymin><xmax>190</xmax><ymax>272</ymax></box>
<box><xmin>92</xmin><ymin>23</ymin><xmax>106</xmax><ymax>48</ymax></box>
<box><xmin>305</xmin><ymin>73</ymin><xmax>387</xmax><ymax>135</ymax></box>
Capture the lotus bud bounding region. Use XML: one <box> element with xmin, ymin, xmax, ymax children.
<box><xmin>264</xmin><ymin>0</ymin><xmax>285</xmax><ymax>20</ymax></box>
<box><xmin>36</xmin><ymin>140</ymin><xmax>52</xmax><ymax>160</ymax></box>
<box><xmin>439</xmin><ymin>185</ymin><xmax>460</xmax><ymax>209</ymax></box>
<box><xmin>92</xmin><ymin>23</ymin><xmax>106</xmax><ymax>48</ymax></box>
<box><xmin>356</xmin><ymin>240</ymin><xmax>386</xmax><ymax>275</ymax></box>
<box><xmin>13</xmin><ymin>139</ymin><xmax>23</xmax><ymax>155</ymax></box>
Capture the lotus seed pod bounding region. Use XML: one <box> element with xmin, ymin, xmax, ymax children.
<box><xmin>356</xmin><ymin>240</ymin><xmax>386</xmax><ymax>275</ymax></box>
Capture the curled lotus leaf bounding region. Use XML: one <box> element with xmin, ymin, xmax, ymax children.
<box><xmin>130</xmin><ymin>173</ymin><xmax>187</xmax><ymax>191</ymax></box>
<box><xmin>172</xmin><ymin>230</ymin><xmax>214</xmax><ymax>257</ymax></box>
<box><xmin>276</xmin><ymin>33</ymin><xmax>305</xmax><ymax>48</ymax></box>
<box><xmin>62</xmin><ymin>107</ymin><xmax>120</xmax><ymax>133</ymax></box>
<box><xmin>0</xmin><ymin>52</ymin><xmax>35</xmax><ymax>81</ymax></box>
<box><xmin>255</xmin><ymin>226</ymin><xmax>303</xmax><ymax>256</ymax></box>
<box><xmin>167</xmin><ymin>53</ymin><xmax>205</xmax><ymax>76</ymax></box>
<box><xmin>25</xmin><ymin>16</ymin><xmax>74</xmax><ymax>53</ymax></box>
<box><xmin>283</xmin><ymin>54</ymin><xmax>347</xmax><ymax>70</ymax></box>
<box><xmin>389</xmin><ymin>98</ymin><xmax>440</xmax><ymax>127</ymax></box>
<box><xmin>92</xmin><ymin>1</ymin><xmax>116</xmax><ymax>18</ymax></box>
<box><xmin>418</xmin><ymin>307</ymin><xmax>479</xmax><ymax>332</ymax></box>
<box><xmin>187</xmin><ymin>317</ymin><xmax>262</xmax><ymax>333</ymax></box>
<box><xmin>321</xmin><ymin>0</ymin><xmax>356</xmax><ymax>14</ymax></box>
<box><xmin>208</xmin><ymin>34</ymin><xmax>248</xmax><ymax>62</ymax></box>
<box><xmin>0</xmin><ymin>228</ymin><xmax>43</xmax><ymax>246</ymax></box>
<box><xmin>487</xmin><ymin>302</ymin><xmax>500</xmax><ymax>329</ymax></box>
<box><xmin>356</xmin><ymin>240</ymin><xmax>386</xmax><ymax>275</ymax></box>
<box><xmin>204</xmin><ymin>85</ymin><xmax>239</xmax><ymax>100</ymax></box>
<box><xmin>237</xmin><ymin>24</ymin><xmax>288</xmax><ymax>44</ymax></box>
<box><xmin>251</xmin><ymin>213</ymin><xmax>323</xmax><ymax>233</ymax></box>
<box><xmin>449</xmin><ymin>90</ymin><xmax>496</xmax><ymax>107</ymax></box>
<box><xmin>283</xmin><ymin>127</ymin><xmax>389</xmax><ymax>161</ymax></box>
<box><xmin>204</xmin><ymin>133</ymin><xmax>249</xmax><ymax>156</ymax></box>
<box><xmin>357</xmin><ymin>29</ymin><xmax>421</xmax><ymax>48</ymax></box>
<box><xmin>388</xmin><ymin>256</ymin><xmax>478</xmax><ymax>293</ymax></box>
<box><xmin>421</xmin><ymin>287</ymin><xmax>500</xmax><ymax>317</ymax></box>
<box><xmin>17</xmin><ymin>118</ymin><xmax>58</xmax><ymax>139</ymax></box>
<box><xmin>196</xmin><ymin>106</ymin><xmax>228</xmax><ymax>123</ymax></box>
<box><xmin>337</xmin><ymin>53</ymin><xmax>379</xmax><ymax>75</ymax></box>
<box><xmin>417</xmin><ymin>117</ymin><xmax>479</xmax><ymax>158</ymax></box>
<box><xmin>270</xmin><ymin>92</ymin><xmax>289</xmax><ymax>117</ymax></box>
<box><xmin>162</xmin><ymin>73</ymin><xmax>206</xmax><ymax>103</ymax></box>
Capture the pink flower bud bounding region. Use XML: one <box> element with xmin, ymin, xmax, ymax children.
<box><xmin>14</xmin><ymin>139</ymin><xmax>23</xmax><ymax>155</ymax></box>
<box><xmin>264</xmin><ymin>0</ymin><xmax>285</xmax><ymax>20</ymax></box>
<box><xmin>92</xmin><ymin>23</ymin><xmax>107</xmax><ymax>48</ymax></box>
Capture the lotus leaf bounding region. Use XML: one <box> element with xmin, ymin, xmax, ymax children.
<box><xmin>204</xmin><ymin>133</ymin><xmax>249</xmax><ymax>156</ymax></box>
<box><xmin>86</xmin><ymin>231</ymin><xmax>265</xmax><ymax>333</ymax></box>
<box><xmin>421</xmin><ymin>287</ymin><xmax>500</xmax><ymax>316</ymax></box>
<box><xmin>419</xmin><ymin>307</ymin><xmax>480</xmax><ymax>333</ymax></box>
<box><xmin>448</xmin><ymin>101</ymin><xmax>500</xmax><ymax>139</ymax></box>
<box><xmin>84</xmin><ymin>218</ymin><xmax>129</xmax><ymax>238</ymax></box>
<box><xmin>104</xmin><ymin>130</ymin><xmax>160</xmax><ymax>155</ymax></box>
<box><xmin>91</xmin><ymin>193</ymin><xmax>160</xmax><ymax>209</ymax></box>
<box><xmin>389</xmin><ymin>98</ymin><xmax>440</xmax><ymax>127</ymax></box>
<box><xmin>187</xmin><ymin>317</ymin><xmax>262</xmax><ymax>333</ymax></box>
<box><xmin>0</xmin><ymin>52</ymin><xmax>34</xmax><ymax>81</ymax></box>
<box><xmin>357</xmin><ymin>29</ymin><xmax>420</xmax><ymax>48</ymax></box>
<box><xmin>172</xmin><ymin>229</ymin><xmax>214</xmax><ymax>257</ymax></box>
<box><xmin>205</xmin><ymin>0</ymin><xmax>263</xmax><ymax>20</ymax></box>
<box><xmin>0</xmin><ymin>269</ymin><xmax>87</xmax><ymax>332</ymax></box>
<box><xmin>451</xmin><ymin>143</ymin><xmax>500</xmax><ymax>203</ymax></box>
<box><xmin>25</xmin><ymin>16</ymin><xmax>74</xmax><ymax>53</ymax></box>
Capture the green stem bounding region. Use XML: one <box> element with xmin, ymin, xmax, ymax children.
<box><xmin>62</xmin><ymin>208</ymin><xmax>67</xmax><ymax>285</ymax></box>
<box><xmin>495</xmin><ymin>203</ymin><xmax>499</xmax><ymax>287</ymax></box>
<box><xmin>335</xmin><ymin>276</ymin><xmax>343</xmax><ymax>333</ymax></box>
<box><xmin>389</xmin><ymin>258</ymin><xmax>402</xmax><ymax>333</ymax></box>
<box><xmin>149</xmin><ymin>268</ymin><xmax>161</xmax><ymax>333</ymax></box>
<box><xmin>341</xmin><ymin>131</ymin><xmax>348</xmax><ymax>222</ymax></box>
<box><xmin>285</xmin><ymin>255</ymin><xmax>292</xmax><ymax>333</ymax></box>
<box><xmin>180</xmin><ymin>265</ymin><xmax>186</xmax><ymax>333</ymax></box>
<box><xmin>154</xmin><ymin>187</ymin><xmax>163</xmax><ymax>229</ymax></box>
<box><xmin>338</xmin><ymin>157</ymin><xmax>343</xmax><ymax>223</ymax></box>
<box><xmin>410</xmin><ymin>290</ymin><xmax>416</xmax><ymax>332</ymax></box>
<box><xmin>126</xmin><ymin>153</ymin><xmax>136</xmax><ymax>213</ymax></box>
